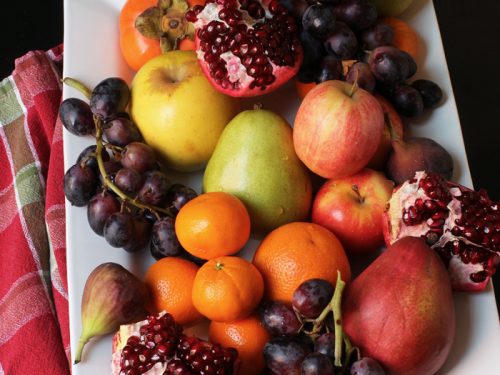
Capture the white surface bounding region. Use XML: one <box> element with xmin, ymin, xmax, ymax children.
<box><xmin>63</xmin><ymin>0</ymin><xmax>500</xmax><ymax>374</ymax></box>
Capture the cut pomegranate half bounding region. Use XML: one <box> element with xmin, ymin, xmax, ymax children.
<box><xmin>383</xmin><ymin>171</ymin><xmax>500</xmax><ymax>292</ymax></box>
<box><xmin>186</xmin><ymin>0</ymin><xmax>303</xmax><ymax>97</ymax></box>
<box><xmin>111</xmin><ymin>311</ymin><xmax>239</xmax><ymax>374</ymax></box>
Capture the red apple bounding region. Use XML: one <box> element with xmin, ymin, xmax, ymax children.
<box><xmin>311</xmin><ymin>168</ymin><xmax>394</xmax><ymax>254</ymax></box>
<box><xmin>293</xmin><ymin>80</ymin><xmax>384</xmax><ymax>179</ymax></box>
<box><xmin>367</xmin><ymin>94</ymin><xmax>405</xmax><ymax>170</ymax></box>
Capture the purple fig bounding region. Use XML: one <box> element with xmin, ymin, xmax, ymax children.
<box><xmin>74</xmin><ymin>262</ymin><xmax>148</xmax><ymax>364</ymax></box>
<box><xmin>385</xmin><ymin>137</ymin><xmax>453</xmax><ymax>184</ymax></box>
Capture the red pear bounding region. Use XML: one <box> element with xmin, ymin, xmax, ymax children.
<box><xmin>342</xmin><ymin>237</ymin><xmax>455</xmax><ymax>375</ymax></box>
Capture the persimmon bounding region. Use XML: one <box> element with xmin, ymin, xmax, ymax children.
<box><xmin>119</xmin><ymin>0</ymin><xmax>199</xmax><ymax>71</ymax></box>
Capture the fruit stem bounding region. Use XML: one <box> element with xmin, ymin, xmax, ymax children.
<box><xmin>351</xmin><ymin>184</ymin><xmax>364</xmax><ymax>204</ymax></box>
<box><xmin>348</xmin><ymin>72</ymin><xmax>359</xmax><ymax>98</ymax></box>
<box><xmin>386</xmin><ymin>113</ymin><xmax>400</xmax><ymax>142</ymax></box>
<box><xmin>62</xmin><ymin>77</ymin><xmax>92</xmax><ymax>99</ymax></box>
<box><xmin>332</xmin><ymin>271</ymin><xmax>346</xmax><ymax>367</ymax></box>
<box><xmin>73</xmin><ymin>334</ymin><xmax>89</xmax><ymax>364</ymax></box>
<box><xmin>94</xmin><ymin>118</ymin><xmax>173</xmax><ymax>217</ymax></box>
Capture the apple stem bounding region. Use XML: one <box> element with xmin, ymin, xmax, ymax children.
<box><xmin>62</xmin><ymin>77</ymin><xmax>92</xmax><ymax>99</ymax></box>
<box><xmin>348</xmin><ymin>80</ymin><xmax>358</xmax><ymax>98</ymax></box>
<box><xmin>351</xmin><ymin>184</ymin><xmax>364</xmax><ymax>204</ymax></box>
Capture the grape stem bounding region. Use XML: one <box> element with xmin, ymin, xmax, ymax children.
<box><xmin>62</xmin><ymin>77</ymin><xmax>92</xmax><ymax>99</ymax></box>
<box><xmin>61</xmin><ymin>77</ymin><xmax>174</xmax><ymax>219</ymax></box>
<box><xmin>94</xmin><ymin>117</ymin><xmax>173</xmax><ymax>218</ymax></box>
<box><xmin>308</xmin><ymin>271</ymin><xmax>353</xmax><ymax>369</ymax></box>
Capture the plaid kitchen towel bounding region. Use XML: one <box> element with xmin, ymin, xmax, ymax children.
<box><xmin>0</xmin><ymin>45</ymin><xmax>70</xmax><ymax>374</ymax></box>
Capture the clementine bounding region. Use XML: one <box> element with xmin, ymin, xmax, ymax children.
<box><xmin>209</xmin><ymin>315</ymin><xmax>271</xmax><ymax>375</ymax></box>
<box><xmin>175</xmin><ymin>192</ymin><xmax>251</xmax><ymax>260</ymax></box>
<box><xmin>252</xmin><ymin>222</ymin><xmax>351</xmax><ymax>303</ymax></box>
<box><xmin>383</xmin><ymin>17</ymin><xmax>419</xmax><ymax>61</ymax></box>
<box><xmin>192</xmin><ymin>256</ymin><xmax>264</xmax><ymax>322</ymax></box>
<box><xmin>144</xmin><ymin>257</ymin><xmax>204</xmax><ymax>325</ymax></box>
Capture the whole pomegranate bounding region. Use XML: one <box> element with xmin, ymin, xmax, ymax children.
<box><xmin>111</xmin><ymin>311</ymin><xmax>239</xmax><ymax>374</ymax></box>
<box><xmin>186</xmin><ymin>0</ymin><xmax>303</xmax><ymax>97</ymax></box>
<box><xmin>383</xmin><ymin>171</ymin><xmax>500</xmax><ymax>291</ymax></box>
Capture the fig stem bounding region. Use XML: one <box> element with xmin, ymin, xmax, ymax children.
<box><xmin>332</xmin><ymin>271</ymin><xmax>346</xmax><ymax>367</ymax></box>
<box><xmin>62</xmin><ymin>77</ymin><xmax>92</xmax><ymax>99</ymax></box>
<box><xmin>73</xmin><ymin>335</ymin><xmax>90</xmax><ymax>364</ymax></box>
<box><xmin>94</xmin><ymin>117</ymin><xmax>173</xmax><ymax>216</ymax></box>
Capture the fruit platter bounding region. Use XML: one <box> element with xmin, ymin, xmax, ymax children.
<box><xmin>63</xmin><ymin>0</ymin><xmax>500</xmax><ymax>374</ymax></box>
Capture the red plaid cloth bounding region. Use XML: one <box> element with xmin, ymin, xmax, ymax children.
<box><xmin>0</xmin><ymin>46</ymin><xmax>70</xmax><ymax>374</ymax></box>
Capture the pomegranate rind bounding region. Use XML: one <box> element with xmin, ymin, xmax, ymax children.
<box><xmin>383</xmin><ymin>171</ymin><xmax>500</xmax><ymax>292</ymax></box>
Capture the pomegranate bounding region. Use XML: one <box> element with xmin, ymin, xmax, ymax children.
<box><xmin>185</xmin><ymin>0</ymin><xmax>303</xmax><ymax>97</ymax></box>
<box><xmin>111</xmin><ymin>311</ymin><xmax>239</xmax><ymax>374</ymax></box>
<box><xmin>383</xmin><ymin>171</ymin><xmax>500</xmax><ymax>291</ymax></box>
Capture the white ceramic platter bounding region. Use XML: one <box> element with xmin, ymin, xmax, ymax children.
<box><xmin>63</xmin><ymin>0</ymin><xmax>500</xmax><ymax>373</ymax></box>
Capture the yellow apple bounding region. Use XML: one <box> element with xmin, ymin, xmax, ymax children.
<box><xmin>130</xmin><ymin>51</ymin><xmax>239</xmax><ymax>172</ymax></box>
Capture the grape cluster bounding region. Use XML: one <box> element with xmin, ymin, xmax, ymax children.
<box><xmin>260</xmin><ymin>278</ymin><xmax>385</xmax><ymax>374</ymax></box>
<box><xmin>61</xmin><ymin>77</ymin><xmax>198</xmax><ymax>259</ymax></box>
<box><xmin>284</xmin><ymin>0</ymin><xmax>442</xmax><ymax>118</ymax></box>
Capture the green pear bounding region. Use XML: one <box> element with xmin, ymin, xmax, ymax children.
<box><xmin>203</xmin><ymin>109</ymin><xmax>312</xmax><ymax>233</ymax></box>
<box><xmin>369</xmin><ymin>0</ymin><xmax>415</xmax><ymax>16</ymax></box>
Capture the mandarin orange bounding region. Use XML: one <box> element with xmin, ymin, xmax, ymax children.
<box><xmin>192</xmin><ymin>256</ymin><xmax>264</xmax><ymax>322</ymax></box>
<box><xmin>209</xmin><ymin>315</ymin><xmax>271</xmax><ymax>375</ymax></box>
<box><xmin>252</xmin><ymin>222</ymin><xmax>351</xmax><ymax>303</ymax></box>
<box><xmin>175</xmin><ymin>192</ymin><xmax>251</xmax><ymax>260</ymax></box>
<box><xmin>144</xmin><ymin>257</ymin><xmax>203</xmax><ymax>325</ymax></box>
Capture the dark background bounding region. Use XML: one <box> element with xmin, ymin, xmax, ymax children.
<box><xmin>1</xmin><ymin>1</ymin><xmax>498</xmax><ymax>308</ymax></box>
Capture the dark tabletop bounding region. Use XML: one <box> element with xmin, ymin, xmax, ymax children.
<box><xmin>1</xmin><ymin>0</ymin><xmax>498</xmax><ymax>308</ymax></box>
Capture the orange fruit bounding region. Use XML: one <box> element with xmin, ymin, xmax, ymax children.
<box><xmin>209</xmin><ymin>315</ymin><xmax>271</xmax><ymax>375</ymax></box>
<box><xmin>192</xmin><ymin>256</ymin><xmax>264</xmax><ymax>322</ymax></box>
<box><xmin>144</xmin><ymin>257</ymin><xmax>204</xmax><ymax>325</ymax></box>
<box><xmin>295</xmin><ymin>80</ymin><xmax>317</xmax><ymax>99</ymax></box>
<box><xmin>253</xmin><ymin>222</ymin><xmax>351</xmax><ymax>303</ymax></box>
<box><xmin>175</xmin><ymin>192</ymin><xmax>251</xmax><ymax>260</ymax></box>
<box><xmin>383</xmin><ymin>17</ymin><xmax>419</xmax><ymax>61</ymax></box>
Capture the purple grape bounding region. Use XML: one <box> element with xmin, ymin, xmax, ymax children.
<box><xmin>368</xmin><ymin>46</ymin><xmax>412</xmax><ymax>85</ymax></box>
<box><xmin>345</xmin><ymin>62</ymin><xmax>376</xmax><ymax>93</ymax></box>
<box><xmin>411</xmin><ymin>79</ymin><xmax>443</xmax><ymax>108</ymax></box>
<box><xmin>314</xmin><ymin>332</ymin><xmax>335</xmax><ymax>357</ymax></box>
<box><xmin>104</xmin><ymin>117</ymin><xmax>142</xmax><ymax>147</ymax></box>
<box><xmin>87</xmin><ymin>191</ymin><xmax>121</xmax><ymax>235</ymax></box>
<box><xmin>360</xmin><ymin>21</ymin><xmax>394</xmax><ymax>49</ymax></box>
<box><xmin>76</xmin><ymin>144</ymin><xmax>109</xmax><ymax>172</ymax></box>
<box><xmin>260</xmin><ymin>301</ymin><xmax>302</xmax><ymax>336</ymax></box>
<box><xmin>99</xmin><ymin>160</ymin><xmax>122</xmax><ymax>184</ymax></box>
<box><xmin>350</xmin><ymin>357</ymin><xmax>386</xmax><ymax>375</ymax></box>
<box><xmin>90</xmin><ymin>77</ymin><xmax>130</xmax><ymax>119</ymax></box>
<box><xmin>401</xmin><ymin>50</ymin><xmax>417</xmax><ymax>78</ymax></box>
<box><xmin>124</xmin><ymin>215</ymin><xmax>152</xmax><ymax>253</ymax></box>
<box><xmin>302</xmin><ymin>4</ymin><xmax>337</xmax><ymax>39</ymax></box>
<box><xmin>301</xmin><ymin>352</ymin><xmax>335</xmax><ymax>375</ymax></box>
<box><xmin>391</xmin><ymin>84</ymin><xmax>424</xmax><ymax>117</ymax></box>
<box><xmin>150</xmin><ymin>216</ymin><xmax>183</xmax><ymax>259</ymax></box>
<box><xmin>114</xmin><ymin>168</ymin><xmax>143</xmax><ymax>196</ymax></box>
<box><xmin>59</xmin><ymin>98</ymin><xmax>95</xmax><ymax>136</ymax></box>
<box><xmin>121</xmin><ymin>142</ymin><xmax>157</xmax><ymax>174</ymax></box>
<box><xmin>263</xmin><ymin>336</ymin><xmax>311</xmax><ymax>375</ymax></box>
<box><xmin>103</xmin><ymin>212</ymin><xmax>134</xmax><ymax>248</ymax></box>
<box><xmin>334</xmin><ymin>0</ymin><xmax>377</xmax><ymax>30</ymax></box>
<box><xmin>137</xmin><ymin>170</ymin><xmax>170</xmax><ymax>206</ymax></box>
<box><xmin>324</xmin><ymin>22</ymin><xmax>358</xmax><ymax>60</ymax></box>
<box><xmin>166</xmin><ymin>184</ymin><xmax>198</xmax><ymax>214</ymax></box>
<box><xmin>298</xmin><ymin>29</ymin><xmax>326</xmax><ymax>83</ymax></box>
<box><xmin>292</xmin><ymin>279</ymin><xmax>333</xmax><ymax>318</ymax></box>
<box><xmin>316</xmin><ymin>55</ymin><xmax>343</xmax><ymax>83</ymax></box>
<box><xmin>64</xmin><ymin>164</ymin><xmax>98</xmax><ymax>207</ymax></box>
